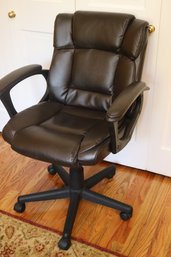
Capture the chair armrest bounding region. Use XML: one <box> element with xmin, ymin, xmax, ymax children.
<box><xmin>0</xmin><ymin>64</ymin><xmax>42</xmax><ymax>97</ymax></box>
<box><xmin>0</xmin><ymin>64</ymin><xmax>49</xmax><ymax>118</ymax></box>
<box><xmin>106</xmin><ymin>81</ymin><xmax>149</xmax><ymax>122</ymax></box>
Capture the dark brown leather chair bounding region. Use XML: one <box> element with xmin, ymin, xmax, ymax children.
<box><xmin>0</xmin><ymin>11</ymin><xmax>149</xmax><ymax>250</ymax></box>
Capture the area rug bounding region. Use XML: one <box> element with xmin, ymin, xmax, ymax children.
<box><xmin>0</xmin><ymin>210</ymin><xmax>123</xmax><ymax>257</ymax></box>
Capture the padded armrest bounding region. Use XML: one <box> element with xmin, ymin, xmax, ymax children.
<box><xmin>106</xmin><ymin>81</ymin><xmax>149</xmax><ymax>122</ymax></box>
<box><xmin>0</xmin><ymin>64</ymin><xmax>49</xmax><ymax>118</ymax></box>
<box><xmin>0</xmin><ymin>64</ymin><xmax>42</xmax><ymax>97</ymax></box>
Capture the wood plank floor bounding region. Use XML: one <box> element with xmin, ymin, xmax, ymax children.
<box><xmin>0</xmin><ymin>134</ymin><xmax>171</xmax><ymax>257</ymax></box>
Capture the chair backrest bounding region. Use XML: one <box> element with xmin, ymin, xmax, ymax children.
<box><xmin>48</xmin><ymin>11</ymin><xmax>148</xmax><ymax>111</ymax></box>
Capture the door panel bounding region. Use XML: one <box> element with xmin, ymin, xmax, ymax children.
<box><xmin>76</xmin><ymin>0</ymin><xmax>146</xmax><ymax>15</ymax></box>
<box><xmin>19</xmin><ymin>0</ymin><xmax>75</xmax><ymax>34</ymax></box>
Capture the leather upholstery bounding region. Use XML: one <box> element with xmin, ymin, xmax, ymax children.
<box><xmin>2</xmin><ymin>11</ymin><xmax>149</xmax><ymax>167</ymax></box>
<box><xmin>72</xmin><ymin>12</ymin><xmax>134</xmax><ymax>51</ymax></box>
<box><xmin>3</xmin><ymin>102</ymin><xmax>110</xmax><ymax>166</ymax></box>
<box><xmin>49</xmin><ymin>11</ymin><xmax>148</xmax><ymax>110</ymax></box>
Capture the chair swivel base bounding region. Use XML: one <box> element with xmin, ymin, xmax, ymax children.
<box><xmin>14</xmin><ymin>164</ymin><xmax>133</xmax><ymax>250</ymax></box>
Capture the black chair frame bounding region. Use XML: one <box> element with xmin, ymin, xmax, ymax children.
<box><xmin>14</xmin><ymin>164</ymin><xmax>132</xmax><ymax>250</ymax></box>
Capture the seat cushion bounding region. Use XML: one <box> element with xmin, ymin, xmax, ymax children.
<box><xmin>2</xmin><ymin>102</ymin><xmax>110</xmax><ymax>166</ymax></box>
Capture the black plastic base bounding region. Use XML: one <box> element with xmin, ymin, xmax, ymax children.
<box><xmin>14</xmin><ymin>165</ymin><xmax>133</xmax><ymax>250</ymax></box>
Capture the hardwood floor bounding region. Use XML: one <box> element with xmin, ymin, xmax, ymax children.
<box><xmin>0</xmin><ymin>134</ymin><xmax>171</xmax><ymax>257</ymax></box>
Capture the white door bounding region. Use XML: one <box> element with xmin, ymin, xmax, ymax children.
<box><xmin>146</xmin><ymin>0</ymin><xmax>171</xmax><ymax>176</ymax></box>
<box><xmin>0</xmin><ymin>1</ymin><xmax>17</xmax><ymax>126</ymax></box>
<box><xmin>0</xmin><ymin>0</ymin><xmax>75</xmax><ymax>130</ymax></box>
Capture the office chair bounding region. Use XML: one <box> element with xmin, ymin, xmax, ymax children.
<box><xmin>0</xmin><ymin>11</ymin><xmax>149</xmax><ymax>250</ymax></box>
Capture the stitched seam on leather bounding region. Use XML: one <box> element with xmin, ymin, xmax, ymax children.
<box><xmin>133</xmin><ymin>60</ymin><xmax>136</xmax><ymax>82</ymax></box>
<box><xmin>73</xmin><ymin>120</ymin><xmax>105</xmax><ymax>163</ymax></box>
<box><xmin>73</xmin><ymin>46</ymin><xmax>126</xmax><ymax>54</ymax></box>
<box><xmin>134</xmin><ymin>27</ymin><xmax>146</xmax><ymax>59</ymax></box>
<box><xmin>64</xmin><ymin>49</ymin><xmax>76</xmax><ymax>104</ymax></box>
<box><xmin>38</xmin><ymin>109</ymin><xmax>63</xmax><ymax>126</ymax></box>
<box><xmin>79</xmin><ymin>133</ymin><xmax>110</xmax><ymax>153</ymax></box>
<box><xmin>39</xmin><ymin>125</ymin><xmax>83</xmax><ymax>164</ymax></box>
<box><xmin>11</xmin><ymin>104</ymin><xmax>63</xmax><ymax>141</ymax></box>
<box><xmin>80</xmin><ymin>136</ymin><xmax>110</xmax><ymax>154</ymax></box>
<box><xmin>77</xmin><ymin>120</ymin><xmax>109</xmax><ymax>154</ymax></box>
<box><xmin>62</xmin><ymin>109</ymin><xmax>105</xmax><ymax>120</ymax></box>
<box><xmin>67</xmin><ymin>87</ymin><xmax>112</xmax><ymax>96</ymax></box>
<box><xmin>119</xmin><ymin>16</ymin><xmax>135</xmax><ymax>53</ymax></box>
<box><xmin>56</xmin><ymin>45</ymin><xmax>74</xmax><ymax>50</ymax></box>
<box><xmin>112</xmin><ymin>53</ymin><xmax>121</xmax><ymax>100</ymax></box>
<box><xmin>72</xmin><ymin>135</ymin><xmax>85</xmax><ymax>164</ymax></box>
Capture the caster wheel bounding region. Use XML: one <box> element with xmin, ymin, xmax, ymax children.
<box><xmin>58</xmin><ymin>236</ymin><xmax>71</xmax><ymax>250</ymax></box>
<box><xmin>48</xmin><ymin>164</ymin><xmax>57</xmax><ymax>175</ymax></box>
<box><xmin>120</xmin><ymin>212</ymin><xmax>132</xmax><ymax>221</ymax></box>
<box><xmin>106</xmin><ymin>166</ymin><xmax>116</xmax><ymax>179</ymax></box>
<box><xmin>106</xmin><ymin>170</ymin><xmax>115</xmax><ymax>179</ymax></box>
<box><xmin>14</xmin><ymin>202</ymin><xmax>26</xmax><ymax>213</ymax></box>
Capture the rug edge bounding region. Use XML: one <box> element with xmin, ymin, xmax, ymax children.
<box><xmin>0</xmin><ymin>209</ymin><xmax>127</xmax><ymax>257</ymax></box>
